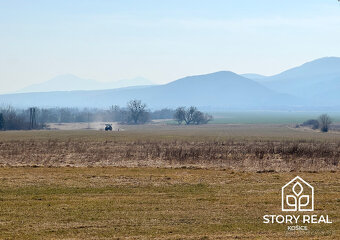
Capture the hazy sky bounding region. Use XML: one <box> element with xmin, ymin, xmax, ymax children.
<box><xmin>1</xmin><ymin>0</ymin><xmax>340</xmax><ymax>93</ymax></box>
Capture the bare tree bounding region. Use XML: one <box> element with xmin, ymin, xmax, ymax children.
<box><xmin>127</xmin><ymin>100</ymin><xmax>149</xmax><ymax>124</ymax></box>
<box><xmin>174</xmin><ymin>106</ymin><xmax>212</xmax><ymax>125</ymax></box>
<box><xmin>192</xmin><ymin>111</ymin><xmax>204</xmax><ymax>125</ymax></box>
<box><xmin>174</xmin><ymin>107</ymin><xmax>186</xmax><ymax>124</ymax></box>
<box><xmin>192</xmin><ymin>111</ymin><xmax>213</xmax><ymax>124</ymax></box>
<box><xmin>319</xmin><ymin>114</ymin><xmax>332</xmax><ymax>132</ymax></box>
<box><xmin>0</xmin><ymin>106</ymin><xmax>28</xmax><ymax>130</ymax></box>
<box><xmin>184</xmin><ymin>106</ymin><xmax>197</xmax><ymax>125</ymax></box>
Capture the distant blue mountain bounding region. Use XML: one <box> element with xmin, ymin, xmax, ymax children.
<box><xmin>261</xmin><ymin>57</ymin><xmax>340</xmax><ymax>100</ymax></box>
<box><xmin>241</xmin><ymin>73</ymin><xmax>268</xmax><ymax>82</ymax></box>
<box><xmin>0</xmin><ymin>71</ymin><xmax>297</xmax><ymax>110</ymax></box>
<box><xmin>145</xmin><ymin>71</ymin><xmax>296</xmax><ymax>109</ymax></box>
<box><xmin>18</xmin><ymin>74</ymin><xmax>154</xmax><ymax>93</ymax></box>
<box><xmin>1</xmin><ymin>57</ymin><xmax>340</xmax><ymax>110</ymax></box>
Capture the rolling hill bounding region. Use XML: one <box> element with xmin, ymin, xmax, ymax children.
<box><xmin>2</xmin><ymin>57</ymin><xmax>340</xmax><ymax>110</ymax></box>
<box><xmin>241</xmin><ymin>73</ymin><xmax>268</xmax><ymax>82</ymax></box>
<box><xmin>18</xmin><ymin>74</ymin><xmax>154</xmax><ymax>93</ymax></box>
<box><xmin>260</xmin><ymin>57</ymin><xmax>340</xmax><ymax>100</ymax></box>
<box><xmin>0</xmin><ymin>71</ymin><xmax>297</xmax><ymax>110</ymax></box>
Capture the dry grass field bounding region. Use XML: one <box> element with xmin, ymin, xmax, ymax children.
<box><xmin>0</xmin><ymin>124</ymin><xmax>339</xmax><ymax>239</ymax></box>
<box><xmin>0</xmin><ymin>124</ymin><xmax>339</xmax><ymax>171</ymax></box>
<box><xmin>0</xmin><ymin>168</ymin><xmax>338</xmax><ymax>239</ymax></box>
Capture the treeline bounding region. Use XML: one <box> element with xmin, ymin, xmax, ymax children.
<box><xmin>299</xmin><ymin>114</ymin><xmax>332</xmax><ymax>132</ymax></box>
<box><xmin>0</xmin><ymin>100</ymin><xmax>212</xmax><ymax>130</ymax></box>
<box><xmin>0</xmin><ymin>106</ymin><xmax>45</xmax><ymax>130</ymax></box>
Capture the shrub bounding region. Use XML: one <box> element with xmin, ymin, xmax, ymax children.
<box><xmin>302</xmin><ymin>119</ymin><xmax>319</xmax><ymax>130</ymax></box>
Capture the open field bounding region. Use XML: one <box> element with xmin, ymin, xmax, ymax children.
<box><xmin>163</xmin><ymin>111</ymin><xmax>340</xmax><ymax>125</ymax></box>
<box><xmin>210</xmin><ymin>112</ymin><xmax>340</xmax><ymax>124</ymax></box>
<box><xmin>47</xmin><ymin>122</ymin><xmax>120</xmax><ymax>131</ymax></box>
<box><xmin>0</xmin><ymin>168</ymin><xmax>339</xmax><ymax>239</ymax></box>
<box><xmin>0</xmin><ymin>124</ymin><xmax>339</xmax><ymax>171</ymax></box>
<box><xmin>0</xmin><ymin>124</ymin><xmax>339</xmax><ymax>239</ymax></box>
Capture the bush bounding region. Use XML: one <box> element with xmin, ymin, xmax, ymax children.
<box><xmin>302</xmin><ymin>119</ymin><xmax>319</xmax><ymax>130</ymax></box>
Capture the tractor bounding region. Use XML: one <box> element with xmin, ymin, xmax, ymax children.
<box><xmin>105</xmin><ymin>124</ymin><xmax>112</xmax><ymax>131</ymax></box>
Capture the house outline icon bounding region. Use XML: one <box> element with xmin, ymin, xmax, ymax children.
<box><xmin>282</xmin><ymin>176</ymin><xmax>314</xmax><ymax>212</ymax></box>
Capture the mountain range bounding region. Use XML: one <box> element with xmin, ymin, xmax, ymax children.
<box><xmin>245</xmin><ymin>57</ymin><xmax>340</xmax><ymax>102</ymax></box>
<box><xmin>17</xmin><ymin>75</ymin><xmax>154</xmax><ymax>93</ymax></box>
<box><xmin>1</xmin><ymin>57</ymin><xmax>340</xmax><ymax>110</ymax></box>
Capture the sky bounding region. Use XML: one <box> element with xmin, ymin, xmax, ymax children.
<box><xmin>0</xmin><ymin>0</ymin><xmax>340</xmax><ymax>93</ymax></box>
